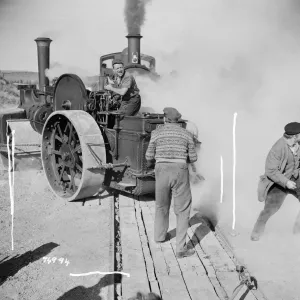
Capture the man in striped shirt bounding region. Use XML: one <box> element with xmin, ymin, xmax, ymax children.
<box><xmin>145</xmin><ymin>107</ymin><xmax>198</xmax><ymax>258</ymax></box>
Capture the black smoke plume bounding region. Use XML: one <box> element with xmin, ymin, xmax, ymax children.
<box><xmin>124</xmin><ymin>0</ymin><xmax>151</xmax><ymax>34</ymax></box>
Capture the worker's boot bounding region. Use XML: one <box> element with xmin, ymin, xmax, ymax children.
<box><xmin>250</xmin><ymin>222</ymin><xmax>266</xmax><ymax>241</ymax></box>
<box><xmin>176</xmin><ymin>245</ymin><xmax>195</xmax><ymax>258</ymax></box>
<box><xmin>155</xmin><ymin>232</ymin><xmax>171</xmax><ymax>244</ymax></box>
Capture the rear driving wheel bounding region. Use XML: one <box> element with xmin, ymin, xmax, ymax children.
<box><xmin>41</xmin><ymin>110</ymin><xmax>107</xmax><ymax>201</ymax></box>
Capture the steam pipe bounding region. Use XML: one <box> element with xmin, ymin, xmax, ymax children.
<box><xmin>126</xmin><ymin>34</ymin><xmax>142</xmax><ymax>64</ymax></box>
<box><xmin>34</xmin><ymin>37</ymin><xmax>52</xmax><ymax>95</ymax></box>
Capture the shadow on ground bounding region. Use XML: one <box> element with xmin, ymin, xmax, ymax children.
<box><xmin>166</xmin><ymin>212</ymin><xmax>215</xmax><ymax>248</ymax></box>
<box><xmin>0</xmin><ymin>242</ymin><xmax>59</xmax><ymax>286</ymax></box>
<box><xmin>188</xmin><ymin>213</ymin><xmax>217</xmax><ymax>250</ymax></box>
<box><xmin>57</xmin><ymin>273</ymin><xmax>122</xmax><ymax>300</ymax></box>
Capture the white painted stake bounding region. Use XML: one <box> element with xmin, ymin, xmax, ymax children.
<box><xmin>7</xmin><ymin>128</ymin><xmax>15</xmax><ymax>251</ymax></box>
<box><xmin>232</xmin><ymin>112</ymin><xmax>237</xmax><ymax>230</ymax></box>
<box><xmin>220</xmin><ymin>155</ymin><xmax>223</xmax><ymax>203</ymax></box>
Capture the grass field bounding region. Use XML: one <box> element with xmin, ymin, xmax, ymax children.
<box><xmin>0</xmin><ymin>70</ymin><xmax>38</xmax><ymax>84</ymax></box>
<box><xmin>0</xmin><ymin>70</ymin><xmax>39</xmax><ymax>109</ymax></box>
<box><xmin>0</xmin><ymin>76</ymin><xmax>20</xmax><ymax>109</ymax></box>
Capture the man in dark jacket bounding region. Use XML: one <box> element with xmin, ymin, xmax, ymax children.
<box><xmin>145</xmin><ymin>107</ymin><xmax>198</xmax><ymax>258</ymax></box>
<box><xmin>104</xmin><ymin>59</ymin><xmax>141</xmax><ymax>116</ymax></box>
<box><xmin>251</xmin><ymin>122</ymin><xmax>300</xmax><ymax>241</ymax></box>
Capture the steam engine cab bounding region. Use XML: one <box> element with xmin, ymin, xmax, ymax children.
<box><xmin>99</xmin><ymin>34</ymin><xmax>158</xmax><ymax>90</ymax></box>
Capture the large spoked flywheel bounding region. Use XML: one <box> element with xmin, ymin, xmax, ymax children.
<box><xmin>41</xmin><ymin>110</ymin><xmax>106</xmax><ymax>201</ymax></box>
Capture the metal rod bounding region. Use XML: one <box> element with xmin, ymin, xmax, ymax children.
<box><xmin>101</xmin><ymin>161</ymin><xmax>129</xmax><ymax>170</ymax></box>
<box><xmin>113</xmin><ymin>114</ymin><xmax>122</xmax><ymax>160</ymax></box>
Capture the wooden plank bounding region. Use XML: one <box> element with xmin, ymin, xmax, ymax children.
<box><xmin>134</xmin><ymin>201</ymin><xmax>161</xmax><ymax>297</ymax></box>
<box><xmin>145</xmin><ymin>199</ymin><xmax>156</xmax><ymax>215</ymax></box>
<box><xmin>140</xmin><ymin>199</ymin><xmax>264</xmax><ymax>300</ymax></box>
<box><xmin>106</xmin><ymin>195</ymin><xmax>116</xmax><ymax>300</ymax></box>
<box><xmin>119</xmin><ymin>195</ymin><xmax>150</xmax><ymax>299</ymax></box>
<box><xmin>139</xmin><ymin>200</ymin><xmax>191</xmax><ymax>300</ymax></box>
<box><xmin>197</xmin><ymin>222</ymin><xmax>236</xmax><ymax>272</ymax></box>
<box><xmin>189</xmin><ymin>218</ymin><xmax>257</xmax><ymax>300</ymax></box>
<box><xmin>167</xmin><ymin>207</ymin><xmax>220</xmax><ymax>300</ymax></box>
<box><xmin>187</xmin><ymin>225</ymin><xmax>228</xmax><ymax>300</ymax></box>
<box><xmin>213</xmin><ymin>225</ymin><xmax>268</xmax><ymax>300</ymax></box>
<box><xmin>138</xmin><ymin>205</ymin><xmax>168</xmax><ymax>279</ymax></box>
<box><xmin>146</xmin><ymin>200</ymin><xmax>242</xmax><ymax>299</ymax></box>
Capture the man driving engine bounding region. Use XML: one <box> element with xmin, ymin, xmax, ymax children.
<box><xmin>104</xmin><ymin>58</ymin><xmax>141</xmax><ymax>116</ymax></box>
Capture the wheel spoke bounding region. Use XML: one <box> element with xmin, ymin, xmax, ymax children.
<box><xmin>68</xmin><ymin>123</ymin><xmax>73</xmax><ymax>145</ymax></box>
<box><xmin>76</xmin><ymin>163</ymin><xmax>82</xmax><ymax>172</ymax></box>
<box><xmin>70</xmin><ymin>169</ymin><xmax>76</xmax><ymax>191</ymax></box>
<box><xmin>42</xmin><ymin>111</ymin><xmax>106</xmax><ymax>201</ymax></box>
<box><xmin>55</xmin><ymin>134</ymin><xmax>62</xmax><ymax>143</ymax></box>
<box><xmin>72</xmin><ymin>145</ymin><xmax>81</xmax><ymax>155</ymax></box>
<box><xmin>59</xmin><ymin>165</ymin><xmax>66</xmax><ymax>181</ymax></box>
<box><xmin>52</xmin><ymin>150</ymin><xmax>62</xmax><ymax>156</ymax></box>
<box><xmin>56</xmin><ymin>124</ymin><xmax>64</xmax><ymax>140</ymax></box>
<box><xmin>64</xmin><ymin>122</ymin><xmax>75</xmax><ymax>145</ymax></box>
<box><xmin>56</xmin><ymin>160</ymin><xmax>63</xmax><ymax>168</ymax></box>
<box><xmin>52</xmin><ymin>121</ymin><xmax>81</xmax><ymax>190</ymax></box>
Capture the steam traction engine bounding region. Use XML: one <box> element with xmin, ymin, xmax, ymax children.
<box><xmin>0</xmin><ymin>34</ymin><xmax>187</xmax><ymax>201</ymax></box>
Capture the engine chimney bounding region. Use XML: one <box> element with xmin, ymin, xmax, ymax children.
<box><xmin>35</xmin><ymin>37</ymin><xmax>52</xmax><ymax>92</ymax></box>
<box><xmin>126</xmin><ymin>34</ymin><xmax>142</xmax><ymax>64</ymax></box>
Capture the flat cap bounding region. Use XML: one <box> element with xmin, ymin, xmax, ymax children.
<box><xmin>112</xmin><ymin>58</ymin><xmax>124</xmax><ymax>66</ymax></box>
<box><xmin>284</xmin><ymin>122</ymin><xmax>300</xmax><ymax>135</ymax></box>
<box><xmin>163</xmin><ymin>107</ymin><xmax>182</xmax><ymax>123</ymax></box>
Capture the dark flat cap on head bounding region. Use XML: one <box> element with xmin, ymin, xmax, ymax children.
<box><xmin>284</xmin><ymin>122</ymin><xmax>300</xmax><ymax>135</ymax></box>
<box><xmin>112</xmin><ymin>58</ymin><xmax>124</xmax><ymax>66</ymax></box>
<box><xmin>163</xmin><ymin>107</ymin><xmax>182</xmax><ymax>123</ymax></box>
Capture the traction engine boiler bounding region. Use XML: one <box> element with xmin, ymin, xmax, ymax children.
<box><xmin>0</xmin><ymin>34</ymin><xmax>187</xmax><ymax>201</ymax></box>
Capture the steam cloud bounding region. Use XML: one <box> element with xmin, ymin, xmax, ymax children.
<box><xmin>124</xmin><ymin>0</ymin><xmax>151</xmax><ymax>34</ymax></box>
<box><xmin>135</xmin><ymin>0</ymin><xmax>300</xmax><ymax>235</ymax></box>
<box><xmin>45</xmin><ymin>62</ymin><xmax>94</xmax><ymax>86</ymax></box>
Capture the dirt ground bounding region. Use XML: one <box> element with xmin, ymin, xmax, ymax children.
<box><xmin>0</xmin><ymin>162</ymin><xmax>114</xmax><ymax>300</ymax></box>
<box><xmin>217</xmin><ymin>196</ymin><xmax>300</xmax><ymax>300</ymax></box>
<box><xmin>190</xmin><ymin>178</ymin><xmax>300</xmax><ymax>300</ymax></box>
<box><xmin>1</xmin><ymin>157</ymin><xmax>300</xmax><ymax>300</ymax></box>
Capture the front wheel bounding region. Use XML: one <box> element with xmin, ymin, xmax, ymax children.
<box><xmin>41</xmin><ymin>110</ymin><xmax>107</xmax><ymax>201</ymax></box>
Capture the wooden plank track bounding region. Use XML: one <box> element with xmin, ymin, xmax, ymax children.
<box><xmin>138</xmin><ymin>200</ymin><xmax>192</xmax><ymax>300</ymax></box>
<box><xmin>106</xmin><ymin>193</ymin><xmax>116</xmax><ymax>300</ymax></box>
<box><xmin>212</xmin><ymin>224</ymin><xmax>269</xmax><ymax>300</ymax></box>
<box><xmin>135</xmin><ymin>199</ymin><xmax>161</xmax><ymax>296</ymax></box>
<box><xmin>119</xmin><ymin>194</ymin><xmax>151</xmax><ymax>299</ymax></box>
<box><xmin>118</xmin><ymin>195</ymin><xmax>267</xmax><ymax>300</ymax></box>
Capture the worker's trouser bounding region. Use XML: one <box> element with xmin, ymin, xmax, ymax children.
<box><xmin>154</xmin><ymin>162</ymin><xmax>192</xmax><ymax>253</ymax></box>
<box><xmin>119</xmin><ymin>95</ymin><xmax>141</xmax><ymax>116</ymax></box>
<box><xmin>252</xmin><ymin>178</ymin><xmax>300</xmax><ymax>236</ymax></box>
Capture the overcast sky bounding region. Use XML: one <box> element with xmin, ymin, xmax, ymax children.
<box><xmin>0</xmin><ymin>0</ymin><xmax>188</xmax><ymax>75</ymax></box>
